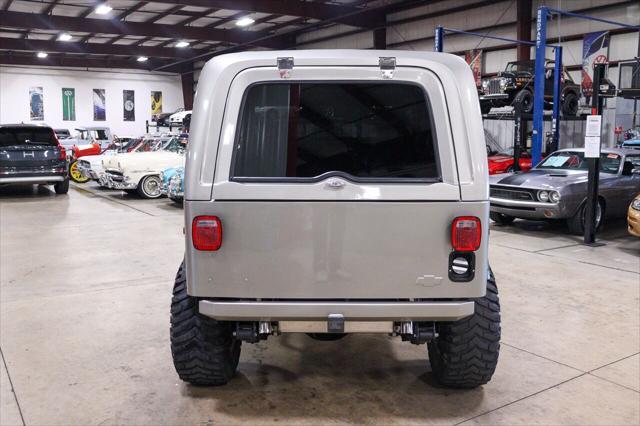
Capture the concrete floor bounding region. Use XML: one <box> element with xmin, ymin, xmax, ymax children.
<box><xmin>1</xmin><ymin>182</ymin><xmax>639</xmax><ymax>425</ymax></box>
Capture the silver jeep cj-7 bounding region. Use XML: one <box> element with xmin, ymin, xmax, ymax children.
<box><xmin>171</xmin><ymin>50</ymin><xmax>500</xmax><ymax>389</ymax></box>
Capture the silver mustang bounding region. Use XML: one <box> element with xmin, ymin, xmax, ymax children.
<box><xmin>489</xmin><ymin>147</ymin><xmax>640</xmax><ymax>234</ymax></box>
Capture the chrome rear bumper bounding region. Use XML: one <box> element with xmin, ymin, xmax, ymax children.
<box><xmin>198</xmin><ymin>300</ymin><xmax>475</xmax><ymax>321</ymax></box>
<box><xmin>480</xmin><ymin>94</ymin><xmax>509</xmax><ymax>100</ymax></box>
<box><xmin>0</xmin><ymin>175</ymin><xmax>65</xmax><ymax>184</ymax></box>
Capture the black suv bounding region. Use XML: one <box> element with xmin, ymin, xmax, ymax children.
<box><xmin>479</xmin><ymin>59</ymin><xmax>580</xmax><ymax>116</ymax></box>
<box><xmin>0</xmin><ymin>124</ymin><xmax>69</xmax><ymax>194</ymax></box>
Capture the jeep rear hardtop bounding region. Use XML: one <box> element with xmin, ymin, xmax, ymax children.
<box><xmin>171</xmin><ymin>50</ymin><xmax>500</xmax><ymax>389</ymax></box>
<box><xmin>184</xmin><ymin>50</ymin><xmax>489</xmax><ymax>303</ymax></box>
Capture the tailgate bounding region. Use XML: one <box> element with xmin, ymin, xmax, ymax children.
<box><xmin>0</xmin><ymin>145</ymin><xmax>64</xmax><ymax>169</ymax></box>
<box><xmin>186</xmin><ymin>200</ymin><xmax>488</xmax><ymax>299</ymax></box>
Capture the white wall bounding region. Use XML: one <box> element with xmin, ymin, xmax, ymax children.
<box><xmin>0</xmin><ymin>66</ymin><xmax>184</xmax><ymax>137</ymax></box>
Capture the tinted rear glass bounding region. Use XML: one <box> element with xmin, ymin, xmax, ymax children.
<box><xmin>90</xmin><ymin>129</ymin><xmax>108</xmax><ymax>140</ymax></box>
<box><xmin>232</xmin><ymin>83</ymin><xmax>439</xmax><ymax>181</ymax></box>
<box><xmin>0</xmin><ymin>127</ymin><xmax>57</xmax><ymax>147</ymax></box>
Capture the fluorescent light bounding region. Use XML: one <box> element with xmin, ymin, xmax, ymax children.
<box><xmin>57</xmin><ymin>33</ymin><xmax>72</xmax><ymax>42</ymax></box>
<box><xmin>37</xmin><ymin>52</ymin><xmax>48</xmax><ymax>58</ymax></box>
<box><xmin>175</xmin><ymin>41</ymin><xmax>190</xmax><ymax>48</ymax></box>
<box><xmin>137</xmin><ymin>56</ymin><xmax>148</xmax><ymax>62</ymax></box>
<box><xmin>235</xmin><ymin>17</ymin><xmax>255</xmax><ymax>27</ymax></box>
<box><xmin>95</xmin><ymin>4</ymin><xmax>112</xmax><ymax>15</ymax></box>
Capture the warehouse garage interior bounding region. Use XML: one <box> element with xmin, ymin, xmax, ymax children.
<box><xmin>0</xmin><ymin>0</ymin><xmax>639</xmax><ymax>425</ymax></box>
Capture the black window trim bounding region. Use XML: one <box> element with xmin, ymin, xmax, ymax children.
<box><xmin>228</xmin><ymin>80</ymin><xmax>443</xmax><ymax>185</ymax></box>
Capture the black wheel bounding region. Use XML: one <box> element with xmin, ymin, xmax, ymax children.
<box><xmin>567</xmin><ymin>199</ymin><xmax>603</xmax><ymax>235</ymax></box>
<box><xmin>562</xmin><ymin>91</ymin><xmax>579</xmax><ymax>117</ymax></box>
<box><xmin>428</xmin><ymin>268</ymin><xmax>500</xmax><ymax>388</ymax></box>
<box><xmin>170</xmin><ymin>261</ymin><xmax>241</xmax><ymax>386</ymax></box>
<box><xmin>490</xmin><ymin>211</ymin><xmax>515</xmax><ymax>225</ymax></box>
<box><xmin>54</xmin><ymin>178</ymin><xmax>69</xmax><ymax>194</ymax></box>
<box><xmin>514</xmin><ymin>89</ymin><xmax>533</xmax><ymax>114</ymax></box>
<box><xmin>506</xmin><ymin>166</ymin><xmax>514</xmax><ymax>173</ymax></box>
<box><xmin>137</xmin><ymin>175</ymin><xmax>162</xmax><ymax>199</ymax></box>
<box><xmin>306</xmin><ymin>333</ymin><xmax>347</xmax><ymax>341</ymax></box>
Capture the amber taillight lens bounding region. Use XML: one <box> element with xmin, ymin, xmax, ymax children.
<box><xmin>192</xmin><ymin>216</ymin><xmax>222</xmax><ymax>251</ymax></box>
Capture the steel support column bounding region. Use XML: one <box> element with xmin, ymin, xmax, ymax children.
<box><xmin>373</xmin><ymin>27</ymin><xmax>387</xmax><ymax>50</ymax></box>
<box><xmin>434</xmin><ymin>26</ymin><xmax>443</xmax><ymax>52</ymax></box>
<box><xmin>531</xmin><ymin>6</ymin><xmax>549</xmax><ymax>167</ymax></box>
<box><xmin>181</xmin><ymin>64</ymin><xmax>194</xmax><ymax>110</ymax></box>
<box><xmin>550</xmin><ymin>46</ymin><xmax>562</xmax><ymax>154</ymax></box>
<box><xmin>516</xmin><ymin>0</ymin><xmax>532</xmax><ymax>60</ymax></box>
<box><xmin>584</xmin><ymin>64</ymin><xmax>605</xmax><ymax>245</ymax></box>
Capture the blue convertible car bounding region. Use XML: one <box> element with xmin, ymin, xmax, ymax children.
<box><xmin>159</xmin><ymin>166</ymin><xmax>184</xmax><ymax>203</ymax></box>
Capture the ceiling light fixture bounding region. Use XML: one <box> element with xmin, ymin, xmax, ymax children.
<box><xmin>95</xmin><ymin>4</ymin><xmax>112</xmax><ymax>15</ymax></box>
<box><xmin>235</xmin><ymin>17</ymin><xmax>255</xmax><ymax>27</ymax></box>
<box><xmin>37</xmin><ymin>52</ymin><xmax>48</xmax><ymax>58</ymax></box>
<box><xmin>175</xmin><ymin>41</ymin><xmax>190</xmax><ymax>48</ymax></box>
<box><xmin>137</xmin><ymin>56</ymin><xmax>148</xmax><ymax>62</ymax></box>
<box><xmin>57</xmin><ymin>33</ymin><xmax>72</xmax><ymax>42</ymax></box>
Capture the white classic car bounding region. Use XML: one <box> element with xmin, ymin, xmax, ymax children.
<box><xmin>61</xmin><ymin>126</ymin><xmax>113</xmax><ymax>151</ymax></box>
<box><xmin>168</xmin><ymin>109</ymin><xmax>192</xmax><ymax>125</ymax></box>
<box><xmin>77</xmin><ymin>136</ymin><xmax>163</xmax><ymax>184</ymax></box>
<box><xmin>102</xmin><ymin>136</ymin><xmax>187</xmax><ymax>198</ymax></box>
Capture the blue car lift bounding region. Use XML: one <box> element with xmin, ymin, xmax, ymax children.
<box><xmin>534</xmin><ymin>7</ymin><xmax>639</xmax><ymax>244</ymax></box>
<box><xmin>434</xmin><ymin>26</ymin><xmax>563</xmax><ymax>167</ymax></box>
<box><xmin>532</xmin><ymin>7</ymin><xmax>639</xmax><ymax>166</ymax></box>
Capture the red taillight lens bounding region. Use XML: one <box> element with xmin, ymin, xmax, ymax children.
<box><xmin>451</xmin><ymin>216</ymin><xmax>481</xmax><ymax>252</ymax></box>
<box><xmin>192</xmin><ymin>216</ymin><xmax>222</xmax><ymax>251</ymax></box>
<box><xmin>59</xmin><ymin>146</ymin><xmax>66</xmax><ymax>160</ymax></box>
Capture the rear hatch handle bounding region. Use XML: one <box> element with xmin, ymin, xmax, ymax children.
<box><xmin>324</xmin><ymin>178</ymin><xmax>346</xmax><ymax>190</ymax></box>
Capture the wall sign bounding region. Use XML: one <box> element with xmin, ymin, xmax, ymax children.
<box><xmin>29</xmin><ymin>86</ymin><xmax>44</xmax><ymax>121</ymax></box>
<box><xmin>62</xmin><ymin>88</ymin><xmax>76</xmax><ymax>121</ymax></box>
<box><xmin>465</xmin><ymin>49</ymin><xmax>483</xmax><ymax>88</ymax></box>
<box><xmin>581</xmin><ymin>31</ymin><xmax>610</xmax><ymax>106</ymax></box>
<box><xmin>151</xmin><ymin>91</ymin><xmax>162</xmax><ymax>116</ymax></box>
<box><xmin>93</xmin><ymin>89</ymin><xmax>106</xmax><ymax>121</ymax></box>
<box><xmin>123</xmin><ymin>90</ymin><xmax>135</xmax><ymax>121</ymax></box>
<box><xmin>584</xmin><ymin>115</ymin><xmax>602</xmax><ymax>158</ymax></box>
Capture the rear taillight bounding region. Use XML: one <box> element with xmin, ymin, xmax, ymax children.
<box><xmin>451</xmin><ymin>216</ymin><xmax>481</xmax><ymax>252</ymax></box>
<box><xmin>192</xmin><ymin>216</ymin><xmax>222</xmax><ymax>251</ymax></box>
<box><xmin>58</xmin><ymin>146</ymin><xmax>66</xmax><ymax>160</ymax></box>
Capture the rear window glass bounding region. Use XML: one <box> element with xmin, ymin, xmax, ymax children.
<box><xmin>232</xmin><ymin>83</ymin><xmax>439</xmax><ymax>181</ymax></box>
<box><xmin>90</xmin><ymin>129</ymin><xmax>108</xmax><ymax>140</ymax></box>
<box><xmin>0</xmin><ymin>127</ymin><xmax>57</xmax><ymax>147</ymax></box>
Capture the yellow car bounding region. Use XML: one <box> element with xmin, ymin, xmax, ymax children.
<box><xmin>629</xmin><ymin>194</ymin><xmax>640</xmax><ymax>237</ymax></box>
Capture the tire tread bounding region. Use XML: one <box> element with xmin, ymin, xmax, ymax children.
<box><xmin>427</xmin><ymin>268</ymin><xmax>501</xmax><ymax>388</ymax></box>
<box><xmin>170</xmin><ymin>262</ymin><xmax>240</xmax><ymax>386</ymax></box>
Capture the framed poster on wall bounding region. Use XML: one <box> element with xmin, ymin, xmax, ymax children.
<box><xmin>123</xmin><ymin>90</ymin><xmax>135</xmax><ymax>121</ymax></box>
<box><xmin>93</xmin><ymin>89</ymin><xmax>106</xmax><ymax>121</ymax></box>
<box><xmin>151</xmin><ymin>91</ymin><xmax>162</xmax><ymax>116</ymax></box>
<box><xmin>465</xmin><ymin>49</ymin><xmax>483</xmax><ymax>88</ymax></box>
<box><xmin>29</xmin><ymin>87</ymin><xmax>44</xmax><ymax>121</ymax></box>
<box><xmin>62</xmin><ymin>88</ymin><xmax>76</xmax><ymax>121</ymax></box>
<box><xmin>581</xmin><ymin>31</ymin><xmax>610</xmax><ymax>106</ymax></box>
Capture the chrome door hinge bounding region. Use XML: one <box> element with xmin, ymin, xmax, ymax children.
<box><xmin>379</xmin><ymin>56</ymin><xmax>396</xmax><ymax>79</ymax></box>
<box><xmin>277</xmin><ymin>57</ymin><xmax>294</xmax><ymax>79</ymax></box>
